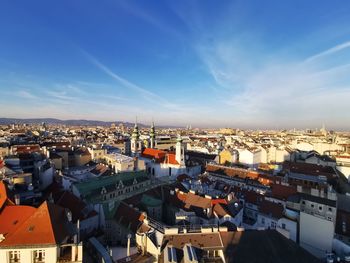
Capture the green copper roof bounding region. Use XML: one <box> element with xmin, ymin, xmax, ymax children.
<box><xmin>140</xmin><ymin>194</ymin><xmax>162</xmax><ymax>207</ymax></box>
<box><xmin>73</xmin><ymin>170</ymin><xmax>149</xmax><ymax>201</ymax></box>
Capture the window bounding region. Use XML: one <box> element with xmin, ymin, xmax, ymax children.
<box><xmin>271</xmin><ymin>221</ymin><xmax>276</xmax><ymax>229</ymax></box>
<box><xmin>319</xmin><ymin>206</ymin><xmax>323</xmax><ymax>211</ymax></box>
<box><xmin>311</xmin><ymin>204</ymin><xmax>314</xmax><ymax>208</ymax></box>
<box><xmin>33</xmin><ymin>250</ymin><xmax>45</xmax><ymax>263</ymax></box>
<box><xmin>261</xmin><ymin>217</ymin><xmax>265</xmax><ymax>224</ymax></box>
<box><xmin>282</xmin><ymin>223</ymin><xmax>286</xmax><ymax>229</ymax></box>
<box><xmin>328</xmin><ymin>207</ymin><xmax>332</xmax><ymax>212</ymax></box>
<box><xmin>8</xmin><ymin>251</ymin><xmax>20</xmax><ymax>263</ymax></box>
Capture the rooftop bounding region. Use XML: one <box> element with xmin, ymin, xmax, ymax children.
<box><xmin>220</xmin><ymin>230</ymin><xmax>320</xmax><ymax>263</ymax></box>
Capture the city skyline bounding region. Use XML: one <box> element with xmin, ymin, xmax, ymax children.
<box><xmin>1</xmin><ymin>1</ymin><xmax>350</xmax><ymax>129</ymax></box>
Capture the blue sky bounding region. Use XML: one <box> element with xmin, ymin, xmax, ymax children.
<box><xmin>1</xmin><ymin>0</ymin><xmax>350</xmax><ymax>129</ymax></box>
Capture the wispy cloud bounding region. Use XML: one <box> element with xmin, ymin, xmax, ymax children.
<box><xmin>80</xmin><ymin>50</ymin><xmax>182</xmax><ymax>110</ymax></box>
<box><xmin>15</xmin><ymin>90</ymin><xmax>38</xmax><ymax>99</ymax></box>
<box><xmin>191</xmin><ymin>27</ymin><xmax>350</xmax><ymax>128</ymax></box>
<box><xmin>115</xmin><ymin>1</ymin><xmax>183</xmax><ymax>40</ymax></box>
<box><xmin>305</xmin><ymin>41</ymin><xmax>350</xmax><ymax>62</ymax></box>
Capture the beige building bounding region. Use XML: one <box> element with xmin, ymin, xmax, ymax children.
<box><xmin>103</xmin><ymin>153</ymin><xmax>136</xmax><ymax>173</ymax></box>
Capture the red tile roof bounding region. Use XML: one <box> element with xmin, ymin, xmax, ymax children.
<box><xmin>270</xmin><ymin>184</ymin><xmax>297</xmax><ymax>201</ymax></box>
<box><xmin>142</xmin><ymin>148</ymin><xmax>180</xmax><ymax>166</ymax></box>
<box><xmin>142</xmin><ymin>148</ymin><xmax>166</xmax><ymax>162</ymax></box>
<box><xmin>0</xmin><ymin>205</ymin><xmax>36</xmax><ymax>237</ymax></box>
<box><xmin>114</xmin><ymin>202</ymin><xmax>145</xmax><ymax>232</ymax></box>
<box><xmin>0</xmin><ymin>181</ymin><xmax>15</xmax><ymax>210</ymax></box>
<box><xmin>166</xmin><ymin>153</ymin><xmax>179</xmax><ymax>165</ymax></box>
<box><xmin>243</xmin><ymin>190</ymin><xmax>263</xmax><ymax>206</ymax></box>
<box><xmin>211</xmin><ymin>199</ymin><xmax>228</xmax><ymax>206</ymax></box>
<box><xmin>259</xmin><ymin>200</ymin><xmax>284</xmax><ymax>219</ymax></box>
<box><xmin>213</xmin><ymin>203</ymin><xmax>230</xmax><ymax>218</ymax></box>
<box><xmin>0</xmin><ymin>201</ymin><xmax>70</xmax><ymax>247</ymax></box>
<box><xmin>283</xmin><ymin>161</ymin><xmax>335</xmax><ymax>178</ymax></box>
<box><xmin>12</xmin><ymin>144</ymin><xmax>41</xmax><ymax>154</ymax></box>
<box><xmin>54</xmin><ymin>191</ymin><xmax>98</xmax><ymax>222</ymax></box>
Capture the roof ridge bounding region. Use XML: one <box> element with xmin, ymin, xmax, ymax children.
<box><xmin>44</xmin><ymin>201</ymin><xmax>59</xmax><ymax>244</ymax></box>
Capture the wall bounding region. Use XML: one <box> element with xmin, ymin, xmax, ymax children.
<box><xmin>277</xmin><ymin>217</ymin><xmax>297</xmax><ymax>242</ymax></box>
<box><xmin>299</xmin><ymin>211</ymin><xmax>335</xmax><ymax>258</ymax></box>
<box><xmin>0</xmin><ymin>147</ymin><xmax>9</xmax><ymax>158</ymax></box>
<box><xmin>39</xmin><ymin>166</ymin><xmax>54</xmax><ymax>190</ymax></box>
<box><xmin>0</xmin><ymin>246</ymin><xmax>57</xmax><ymax>263</ymax></box>
<box><xmin>257</xmin><ymin>214</ymin><xmax>278</xmax><ymax>230</ymax></box>
<box><xmin>219</xmin><ymin>150</ymin><xmax>233</xmax><ymax>164</ymax></box>
<box><xmin>52</xmin><ymin>157</ymin><xmax>62</xmax><ymax>170</ymax></box>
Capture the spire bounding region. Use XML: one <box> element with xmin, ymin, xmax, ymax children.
<box><xmin>132</xmin><ymin>116</ymin><xmax>139</xmax><ymax>139</ymax></box>
<box><xmin>150</xmin><ymin>121</ymin><xmax>155</xmax><ymax>137</ymax></box>
<box><xmin>134</xmin><ymin>116</ymin><xmax>138</xmax><ymax>128</ymax></box>
<box><xmin>176</xmin><ymin>134</ymin><xmax>182</xmax><ymax>143</ymax></box>
<box><xmin>150</xmin><ymin>120</ymin><xmax>156</xmax><ymax>148</ymax></box>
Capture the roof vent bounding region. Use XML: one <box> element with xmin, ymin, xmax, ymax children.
<box><xmin>66</xmin><ymin>210</ymin><xmax>72</xmax><ymax>222</ymax></box>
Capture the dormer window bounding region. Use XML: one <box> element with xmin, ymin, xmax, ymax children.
<box><xmin>101</xmin><ymin>187</ymin><xmax>107</xmax><ymax>194</ymax></box>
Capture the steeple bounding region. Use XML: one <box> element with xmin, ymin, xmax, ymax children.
<box><xmin>150</xmin><ymin>121</ymin><xmax>156</xmax><ymax>148</ymax></box>
<box><xmin>131</xmin><ymin>117</ymin><xmax>140</xmax><ymax>155</ymax></box>
<box><xmin>132</xmin><ymin>117</ymin><xmax>139</xmax><ymax>140</ymax></box>
<box><xmin>175</xmin><ymin>134</ymin><xmax>185</xmax><ymax>166</ymax></box>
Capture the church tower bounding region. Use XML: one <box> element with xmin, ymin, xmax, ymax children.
<box><xmin>150</xmin><ymin>122</ymin><xmax>156</xmax><ymax>149</ymax></box>
<box><xmin>131</xmin><ymin>120</ymin><xmax>140</xmax><ymax>155</ymax></box>
<box><xmin>175</xmin><ymin>134</ymin><xmax>185</xmax><ymax>166</ymax></box>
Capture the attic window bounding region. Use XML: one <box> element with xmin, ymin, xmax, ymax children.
<box><xmin>28</xmin><ymin>225</ymin><xmax>35</xmax><ymax>232</ymax></box>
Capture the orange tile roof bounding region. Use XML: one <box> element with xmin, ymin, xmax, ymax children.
<box><xmin>142</xmin><ymin>148</ymin><xmax>166</xmax><ymax>163</ymax></box>
<box><xmin>0</xmin><ymin>205</ymin><xmax>36</xmax><ymax>237</ymax></box>
<box><xmin>0</xmin><ymin>181</ymin><xmax>15</xmax><ymax>210</ymax></box>
<box><xmin>166</xmin><ymin>153</ymin><xmax>179</xmax><ymax>165</ymax></box>
<box><xmin>0</xmin><ymin>201</ymin><xmax>70</xmax><ymax>247</ymax></box>
<box><xmin>211</xmin><ymin>199</ymin><xmax>228</xmax><ymax>206</ymax></box>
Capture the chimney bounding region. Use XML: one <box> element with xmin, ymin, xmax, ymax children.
<box><xmin>66</xmin><ymin>209</ymin><xmax>72</xmax><ymax>222</ymax></box>
<box><xmin>127</xmin><ymin>234</ymin><xmax>132</xmax><ymax>257</ymax></box>
<box><xmin>77</xmin><ymin>219</ymin><xmax>80</xmax><ymax>243</ymax></box>
<box><xmin>14</xmin><ymin>194</ymin><xmax>20</xmax><ymax>205</ymax></box>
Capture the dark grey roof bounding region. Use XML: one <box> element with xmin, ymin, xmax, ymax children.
<box><xmin>337</xmin><ymin>194</ymin><xmax>350</xmax><ymax>212</ymax></box>
<box><xmin>221</xmin><ymin>230</ymin><xmax>321</xmax><ymax>263</ymax></box>
<box><xmin>297</xmin><ymin>193</ymin><xmax>336</xmax><ymax>207</ymax></box>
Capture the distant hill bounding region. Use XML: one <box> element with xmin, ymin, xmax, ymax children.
<box><xmin>0</xmin><ymin>118</ymin><xmax>139</xmax><ymax>127</ymax></box>
<box><xmin>0</xmin><ymin>118</ymin><xmax>181</xmax><ymax>128</ymax></box>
